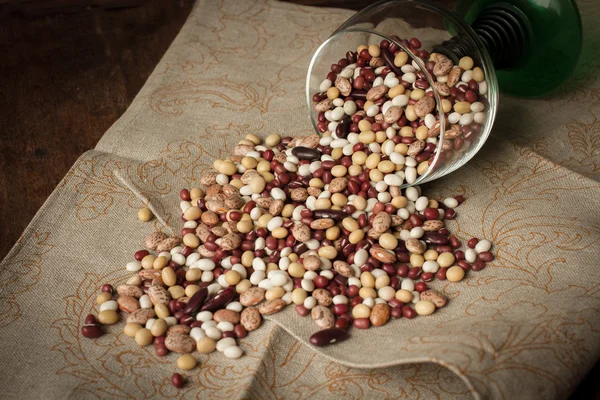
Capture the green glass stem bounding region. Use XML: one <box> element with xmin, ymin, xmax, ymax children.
<box><xmin>454</xmin><ymin>0</ymin><xmax>582</xmax><ymax>97</ymax></box>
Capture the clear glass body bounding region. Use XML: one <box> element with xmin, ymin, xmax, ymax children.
<box><xmin>306</xmin><ymin>0</ymin><xmax>498</xmax><ymax>187</ymax></box>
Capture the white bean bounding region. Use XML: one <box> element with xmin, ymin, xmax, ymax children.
<box><xmin>204</xmin><ymin>327</ymin><xmax>222</xmax><ymax>340</ymax></box>
<box><xmin>100</xmin><ymin>300</ymin><xmax>118</xmax><ymax>312</ymax></box>
<box><xmin>319</xmin><ymin>79</ymin><xmax>332</xmax><ymax>92</ymax></box>
<box><xmin>401</xmin><ymin>279</ymin><xmax>415</xmax><ymax>292</ymax></box>
<box><xmin>126</xmin><ymin>261</ymin><xmax>142</xmax><ymax>272</ymax></box>
<box><xmin>422</xmin><ymin>261</ymin><xmax>440</xmax><ymax>273</ymax></box>
<box><xmin>443</xmin><ymin>198</ymin><xmax>459</xmax><ymax>208</ymax></box>
<box><xmin>224</xmin><ymin>346</ymin><xmax>244</xmax><ymax>359</ymax></box>
<box><xmin>196</xmin><ymin>311</ymin><xmax>213</xmax><ymax>322</ymax></box>
<box><xmin>465</xmin><ymin>248</ymin><xmax>477</xmax><ymax>263</ymax></box>
<box><xmin>139</xmin><ymin>295</ymin><xmax>153</xmax><ymax>309</ymax></box>
<box><xmin>190</xmin><ymin>327</ymin><xmax>205</xmax><ymax>341</ymax></box>
<box><xmin>344</xmin><ymin>100</ymin><xmax>357</xmax><ymax>115</ymax></box>
<box><xmin>475</xmin><ymin>239</ymin><xmax>492</xmax><ymax>253</ymax></box>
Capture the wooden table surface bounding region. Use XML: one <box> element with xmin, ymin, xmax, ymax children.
<box><xmin>0</xmin><ymin>1</ymin><xmax>597</xmax><ymax>397</ymax></box>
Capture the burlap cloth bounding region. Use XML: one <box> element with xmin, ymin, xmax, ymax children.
<box><xmin>2</xmin><ymin>0</ymin><xmax>600</xmax><ymax>398</ymax></box>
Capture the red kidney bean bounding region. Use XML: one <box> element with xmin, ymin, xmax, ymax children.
<box><xmin>242</xmin><ymin>201</ymin><xmax>256</xmax><ymax>214</ymax></box>
<box><xmin>436</xmin><ymin>267</ymin><xmax>448</xmax><ymax>280</ymax></box>
<box><xmin>334</xmin><ymin>318</ymin><xmax>350</xmax><ymax>330</ymax></box>
<box><xmin>295</xmin><ymin>304</ymin><xmax>309</xmax><ymax>316</ymax></box>
<box><xmin>445</xmin><ymin>209</ymin><xmax>456</xmax><ymax>219</ymax></box>
<box><xmin>201</xmin><ymin>287</ymin><xmax>236</xmax><ymax>312</ymax></box>
<box><xmin>171</xmin><ymin>373</ymin><xmax>185</xmax><ymax>388</ymax></box>
<box><xmin>347</xmin><ymin>285</ymin><xmax>359</xmax><ymax>298</ymax></box>
<box><xmin>179</xmin><ymin>189</ymin><xmax>191</xmax><ymax>201</ymax></box>
<box><xmin>396</xmin><ymin>264</ymin><xmax>409</xmax><ymax>277</ymax></box>
<box><xmin>390</xmin><ymin>307</ymin><xmax>403</xmax><ymax>319</ymax></box>
<box><xmin>183</xmin><ymin>287</ymin><xmax>209</xmax><ymax>315</ymax></box>
<box><xmin>234</xmin><ymin>324</ymin><xmax>248</xmax><ymax>339</ymax></box>
<box><xmin>84</xmin><ymin>314</ymin><xmax>97</xmax><ymax>325</ymax></box>
<box><xmin>381</xmin><ymin>263</ymin><xmax>396</xmax><ymax>276</ymax></box>
<box><xmin>222</xmin><ymin>331</ymin><xmax>236</xmax><ymax>339</ymax></box>
<box><xmin>313</xmin><ymin>276</ymin><xmax>328</xmax><ymax>289</ymax></box>
<box><xmin>435</xmin><ymin>245</ymin><xmax>453</xmax><ymax>253</ymax></box>
<box><xmin>180</xmin><ymin>246</ymin><xmax>193</xmax><ymax>257</ymax></box>
<box><xmin>472</xmin><ymin>261</ymin><xmax>486</xmax><ymax>271</ymax></box>
<box><xmin>353</xmin><ymin>318</ymin><xmax>370</xmax><ymax>329</ymax></box>
<box><xmin>423</xmin><ymin>208</ymin><xmax>439</xmax><ymax>220</ymax></box>
<box><xmin>454</xmin><ymin>250</ymin><xmax>465</xmax><ymax>261</ymax></box>
<box><xmin>81</xmin><ymin>325</ymin><xmax>104</xmax><ymax>338</ymax></box>
<box><xmin>190</xmin><ymin>321</ymin><xmax>203</xmax><ymax>329</ymax></box>
<box><xmin>457</xmin><ymin>260</ymin><xmax>471</xmax><ymax>271</ymax></box>
<box><xmin>134</xmin><ymin>250</ymin><xmax>149</xmax><ymax>261</ymax></box>
<box><xmin>333</xmin><ymin>304</ymin><xmax>348</xmax><ymax>316</ymax></box>
<box><xmin>409</xmin><ymin>214</ymin><xmax>422</xmax><ymax>227</ymax></box>
<box><xmin>101</xmin><ymin>284</ymin><xmax>113</xmax><ymax>294</ymax></box>
<box><xmin>155</xmin><ymin>344</ymin><xmax>168</xmax><ymax>357</ymax></box>
<box><xmin>478</xmin><ymin>252</ymin><xmax>494</xmax><ymax>262</ymax></box>
<box><xmin>402</xmin><ymin>306</ymin><xmax>416</xmax><ymax>319</ymax></box>
<box><xmin>350</xmin><ymin>296</ymin><xmax>364</xmax><ymax>308</ymax></box>
<box><xmin>310</xmin><ymin>328</ymin><xmax>350</xmax><ymax>346</ymax></box>
<box><xmin>415</xmin><ymin>282</ymin><xmax>429</xmax><ymax>292</ymax></box>
<box><xmin>467</xmin><ymin>238</ymin><xmax>479</xmax><ymax>249</ymax></box>
<box><xmin>408</xmin><ymin>267</ymin><xmax>422</xmax><ymax>280</ymax></box>
<box><xmin>449</xmin><ymin>236</ymin><xmax>461</xmax><ymax>248</ymax></box>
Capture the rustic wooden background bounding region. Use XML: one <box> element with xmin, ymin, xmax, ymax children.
<box><xmin>0</xmin><ymin>1</ymin><xmax>597</xmax><ymax>397</ymax></box>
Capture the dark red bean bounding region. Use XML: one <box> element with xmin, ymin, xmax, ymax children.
<box><xmin>200</xmin><ymin>287</ymin><xmax>236</xmax><ymax>312</ymax></box>
<box><xmin>183</xmin><ymin>287</ymin><xmax>209</xmax><ymax>315</ymax></box>
<box><xmin>179</xmin><ymin>189</ymin><xmax>191</xmax><ymax>201</ymax></box>
<box><xmin>333</xmin><ymin>304</ymin><xmax>348</xmax><ymax>315</ymax></box>
<box><xmin>334</xmin><ymin>318</ymin><xmax>350</xmax><ymax>330</ymax></box>
<box><xmin>408</xmin><ymin>267</ymin><xmax>422</xmax><ymax>280</ymax></box>
<box><xmin>100</xmin><ymin>284</ymin><xmax>112</xmax><ymax>294</ymax></box>
<box><xmin>310</xmin><ymin>328</ymin><xmax>350</xmax><ymax>346</ymax></box>
<box><xmin>472</xmin><ymin>261</ymin><xmax>486</xmax><ymax>271</ymax></box>
<box><xmin>449</xmin><ymin>236</ymin><xmax>461</xmax><ymax>248</ymax></box>
<box><xmin>457</xmin><ymin>260</ymin><xmax>471</xmax><ymax>271</ymax></box>
<box><xmin>415</xmin><ymin>282</ymin><xmax>429</xmax><ymax>292</ymax></box>
<box><xmin>353</xmin><ymin>318</ymin><xmax>370</xmax><ymax>329</ymax></box>
<box><xmin>84</xmin><ymin>314</ymin><xmax>96</xmax><ymax>325</ymax></box>
<box><xmin>436</xmin><ymin>267</ymin><xmax>448</xmax><ymax>280</ymax></box>
<box><xmin>295</xmin><ymin>304</ymin><xmax>309</xmax><ymax>316</ymax></box>
<box><xmin>390</xmin><ymin>307</ymin><xmax>403</xmax><ymax>319</ymax></box>
<box><xmin>81</xmin><ymin>325</ymin><xmax>104</xmax><ymax>339</ymax></box>
<box><xmin>171</xmin><ymin>373</ymin><xmax>185</xmax><ymax>388</ymax></box>
<box><xmin>422</xmin><ymin>208</ymin><xmax>439</xmax><ymax>220</ymax></box>
<box><xmin>347</xmin><ymin>285</ymin><xmax>359</xmax><ymax>298</ymax></box>
<box><xmin>445</xmin><ymin>209</ymin><xmax>456</xmax><ymax>219</ymax></box>
<box><xmin>397</xmin><ymin>264</ymin><xmax>409</xmax><ymax>277</ymax></box>
<box><xmin>155</xmin><ymin>344</ymin><xmax>168</xmax><ymax>357</ymax></box>
<box><xmin>402</xmin><ymin>306</ymin><xmax>416</xmax><ymax>319</ymax></box>
<box><xmin>467</xmin><ymin>238</ymin><xmax>478</xmax><ymax>249</ymax></box>
<box><xmin>478</xmin><ymin>251</ymin><xmax>494</xmax><ymax>262</ymax></box>
<box><xmin>134</xmin><ymin>250</ymin><xmax>149</xmax><ymax>261</ymax></box>
<box><xmin>350</xmin><ymin>296</ymin><xmax>363</xmax><ymax>308</ymax></box>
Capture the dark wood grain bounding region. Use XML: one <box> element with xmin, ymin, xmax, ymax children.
<box><xmin>0</xmin><ymin>1</ymin><xmax>597</xmax><ymax>397</ymax></box>
<box><xmin>0</xmin><ymin>0</ymin><xmax>195</xmax><ymax>259</ymax></box>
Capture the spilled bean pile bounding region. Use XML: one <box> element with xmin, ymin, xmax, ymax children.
<box><xmin>82</xmin><ymin>37</ymin><xmax>494</xmax><ymax>389</ymax></box>
<box><xmin>313</xmin><ymin>37</ymin><xmax>488</xmax><ymax>183</ymax></box>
